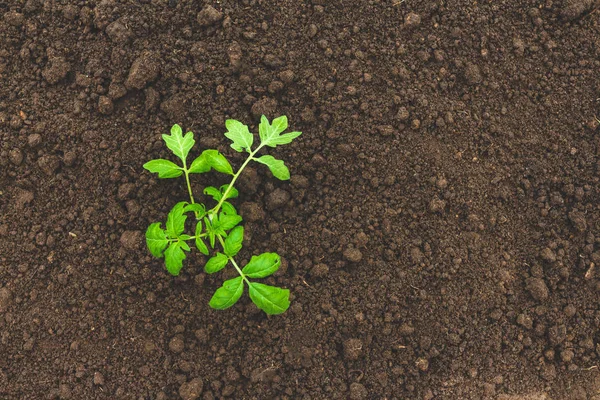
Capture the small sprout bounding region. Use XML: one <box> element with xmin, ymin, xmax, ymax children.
<box><xmin>143</xmin><ymin>116</ymin><xmax>301</xmax><ymax>315</ymax></box>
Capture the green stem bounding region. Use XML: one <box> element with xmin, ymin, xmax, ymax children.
<box><xmin>168</xmin><ymin>233</ymin><xmax>207</xmax><ymax>243</ymax></box>
<box><xmin>217</xmin><ymin>235</ymin><xmax>251</xmax><ymax>285</ymax></box>
<box><xmin>210</xmin><ymin>145</ymin><xmax>264</xmax><ymax>217</ymax></box>
<box><xmin>183</xmin><ymin>160</ymin><xmax>195</xmax><ymax>205</ymax></box>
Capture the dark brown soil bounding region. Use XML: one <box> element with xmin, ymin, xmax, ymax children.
<box><xmin>2</xmin><ymin>0</ymin><xmax>600</xmax><ymax>399</ymax></box>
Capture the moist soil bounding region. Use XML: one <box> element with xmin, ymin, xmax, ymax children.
<box><xmin>2</xmin><ymin>0</ymin><xmax>600</xmax><ymax>399</ymax></box>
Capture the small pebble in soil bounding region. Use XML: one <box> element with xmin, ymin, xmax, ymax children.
<box><xmin>251</xmin><ymin>97</ymin><xmax>278</xmax><ymax>118</ymax></box>
<box><xmin>464</xmin><ymin>63</ymin><xmax>482</xmax><ymax>85</ymax></box>
<box><xmin>98</xmin><ymin>96</ymin><xmax>114</xmax><ymax>115</ymax></box>
<box><xmin>343</xmin><ymin>338</ymin><xmax>363</xmax><ymax>360</ymax></box>
<box><xmin>197</xmin><ymin>5</ymin><xmax>223</xmax><ymax>27</ymax></box>
<box><xmin>169</xmin><ymin>335</ymin><xmax>185</xmax><ymax>353</ymax></box>
<box><xmin>240</xmin><ymin>202</ymin><xmax>265</xmax><ymax>222</ymax></box>
<box><xmin>43</xmin><ymin>57</ymin><xmax>70</xmax><ymax>84</ymax></box>
<box><xmin>105</xmin><ymin>19</ymin><xmax>132</xmax><ymax>44</ymax></box>
<box><xmin>310</xmin><ymin>263</ymin><xmax>329</xmax><ymax>278</ymax></box>
<box><xmin>404</xmin><ymin>12</ymin><xmax>421</xmax><ymax>27</ymax></box>
<box><xmin>266</xmin><ymin>188</ymin><xmax>290</xmax><ymax>211</ymax></box>
<box><xmin>349</xmin><ymin>382</ymin><xmax>368</xmax><ymax>400</ymax></box>
<box><xmin>38</xmin><ymin>155</ymin><xmax>60</xmax><ymax>175</ymax></box>
<box><xmin>415</xmin><ymin>357</ymin><xmax>430</xmax><ymax>371</ymax></box>
<box><xmin>63</xmin><ymin>151</ymin><xmax>77</xmax><ymax>167</ymax></box>
<box><xmin>343</xmin><ymin>247</ymin><xmax>363</xmax><ymax>263</ymax></box>
<box><xmin>0</xmin><ymin>287</ymin><xmax>13</xmax><ymax>312</ymax></box>
<box><xmin>93</xmin><ymin>372</ymin><xmax>105</xmax><ymax>385</ymax></box>
<box><xmin>120</xmin><ymin>230</ymin><xmax>142</xmax><ymax>251</ymax></box>
<box><xmin>429</xmin><ymin>197</ymin><xmax>446</xmax><ymax>213</ymax></box>
<box><xmin>568</xmin><ymin>210</ymin><xmax>587</xmax><ymax>232</ymax></box>
<box><xmin>4</xmin><ymin>11</ymin><xmax>25</xmax><ymax>27</ymax></box>
<box><xmin>9</xmin><ymin>149</ymin><xmax>23</xmax><ymax>166</ymax></box>
<box><xmin>28</xmin><ymin>133</ymin><xmax>42</xmax><ymax>147</ymax></box>
<box><xmin>526</xmin><ymin>277</ymin><xmax>549</xmax><ymax>302</ymax></box>
<box><xmin>540</xmin><ymin>247</ymin><xmax>556</xmax><ymax>263</ymax></box>
<box><xmin>179</xmin><ymin>377</ymin><xmax>203</xmax><ymax>400</ymax></box>
<box><xmin>125</xmin><ymin>51</ymin><xmax>160</xmax><ymax>90</ymax></box>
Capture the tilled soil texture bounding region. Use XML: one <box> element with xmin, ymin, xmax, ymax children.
<box><xmin>2</xmin><ymin>0</ymin><xmax>600</xmax><ymax>399</ymax></box>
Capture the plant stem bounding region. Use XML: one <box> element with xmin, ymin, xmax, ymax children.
<box><xmin>183</xmin><ymin>161</ymin><xmax>195</xmax><ymax>205</ymax></box>
<box><xmin>210</xmin><ymin>145</ymin><xmax>264</xmax><ymax>217</ymax></box>
<box><xmin>217</xmin><ymin>235</ymin><xmax>251</xmax><ymax>285</ymax></box>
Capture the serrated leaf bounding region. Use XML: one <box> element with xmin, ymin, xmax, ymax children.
<box><xmin>271</xmin><ymin>115</ymin><xmax>288</xmax><ymax>135</ymax></box>
<box><xmin>143</xmin><ymin>159</ymin><xmax>183</xmax><ymax>178</ymax></box>
<box><xmin>219</xmin><ymin>213</ymin><xmax>242</xmax><ymax>231</ymax></box>
<box><xmin>219</xmin><ymin>184</ymin><xmax>238</xmax><ymax>200</ymax></box>
<box><xmin>204</xmin><ymin>186</ymin><xmax>222</xmax><ymax>202</ymax></box>
<box><xmin>258</xmin><ymin>115</ymin><xmax>271</xmax><ymax>144</ymax></box>
<box><xmin>146</xmin><ymin>222</ymin><xmax>169</xmax><ymax>258</ymax></box>
<box><xmin>195</xmin><ymin>221</ymin><xmax>209</xmax><ymax>255</ymax></box>
<box><xmin>224</xmin><ymin>119</ymin><xmax>254</xmax><ymax>152</ymax></box>
<box><xmin>166</xmin><ymin>202</ymin><xmax>187</xmax><ymax>238</ymax></box>
<box><xmin>202</xmin><ymin>149</ymin><xmax>233</xmax><ymax>175</ymax></box>
<box><xmin>205</xmin><ymin>252</ymin><xmax>229</xmax><ymax>274</ymax></box>
<box><xmin>265</xmin><ymin>131</ymin><xmax>302</xmax><ymax>147</ymax></box>
<box><xmin>255</xmin><ymin>155</ymin><xmax>290</xmax><ymax>180</ymax></box>
<box><xmin>188</xmin><ymin>153</ymin><xmax>211</xmax><ymax>174</ymax></box>
<box><xmin>258</xmin><ymin>115</ymin><xmax>301</xmax><ymax>148</ymax></box>
<box><xmin>221</xmin><ymin>202</ymin><xmax>238</xmax><ymax>215</ymax></box>
<box><xmin>209</xmin><ymin>276</ymin><xmax>244</xmax><ymax>310</ymax></box>
<box><xmin>248</xmin><ymin>282</ymin><xmax>290</xmax><ymax>315</ymax></box>
<box><xmin>164</xmin><ymin>241</ymin><xmax>187</xmax><ymax>276</ymax></box>
<box><xmin>223</xmin><ymin>226</ymin><xmax>244</xmax><ymax>257</ymax></box>
<box><xmin>242</xmin><ymin>252</ymin><xmax>281</xmax><ymax>278</ymax></box>
<box><xmin>180</xmin><ymin>241</ymin><xmax>191</xmax><ymax>251</ymax></box>
<box><xmin>162</xmin><ymin>124</ymin><xmax>195</xmax><ymax>163</ymax></box>
<box><xmin>179</xmin><ymin>234</ymin><xmax>192</xmax><ymax>241</ymax></box>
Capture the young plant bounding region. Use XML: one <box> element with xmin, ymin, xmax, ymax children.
<box><xmin>143</xmin><ymin>115</ymin><xmax>301</xmax><ymax>315</ymax></box>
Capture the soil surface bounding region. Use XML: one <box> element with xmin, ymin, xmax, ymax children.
<box><xmin>2</xmin><ymin>0</ymin><xmax>600</xmax><ymax>399</ymax></box>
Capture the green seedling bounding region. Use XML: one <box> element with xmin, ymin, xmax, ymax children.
<box><xmin>143</xmin><ymin>115</ymin><xmax>301</xmax><ymax>315</ymax></box>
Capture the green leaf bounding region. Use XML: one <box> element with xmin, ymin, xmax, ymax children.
<box><xmin>196</xmin><ymin>237</ymin><xmax>209</xmax><ymax>255</ymax></box>
<box><xmin>219</xmin><ymin>184</ymin><xmax>238</xmax><ymax>199</ymax></box>
<box><xmin>219</xmin><ymin>213</ymin><xmax>242</xmax><ymax>231</ymax></box>
<box><xmin>166</xmin><ymin>202</ymin><xmax>187</xmax><ymax>238</ymax></box>
<box><xmin>242</xmin><ymin>252</ymin><xmax>281</xmax><ymax>278</ymax></box>
<box><xmin>258</xmin><ymin>115</ymin><xmax>271</xmax><ymax>144</ymax></box>
<box><xmin>248</xmin><ymin>282</ymin><xmax>290</xmax><ymax>315</ymax></box>
<box><xmin>223</xmin><ymin>226</ymin><xmax>244</xmax><ymax>257</ymax></box>
<box><xmin>204</xmin><ymin>217</ymin><xmax>217</xmax><ymax>248</ymax></box>
<box><xmin>194</xmin><ymin>221</ymin><xmax>208</xmax><ymax>255</ymax></box>
<box><xmin>146</xmin><ymin>222</ymin><xmax>169</xmax><ymax>258</ymax></box>
<box><xmin>209</xmin><ymin>276</ymin><xmax>244</xmax><ymax>310</ymax></box>
<box><xmin>202</xmin><ymin>149</ymin><xmax>233</xmax><ymax>175</ymax></box>
<box><xmin>188</xmin><ymin>153</ymin><xmax>211</xmax><ymax>174</ymax></box>
<box><xmin>271</xmin><ymin>115</ymin><xmax>288</xmax><ymax>135</ymax></box>
<box><xmin>143</xmin><ymin>159</ymin><xmax>183</xmax><ymax>178</ymax></box>
<box><xmin>255</xmin><ymin>155</ymin><xmax>290</xmax><ymax>180</ymax></box>
<box><xmin>180</xmin><ymin>241</ymin><xmax>191</xmax><ymax>251</ymax></box>
<box><xmin>221</xmin><ymin>202</ymin><xmax>238</xmax><ymax>215</ymax></box>
<box><xmin>258</xmin><ymin>115</ymin><xmax>302</xmax><ymax>148</ymax></box>
<box><xmin>179</xmin><ymin>234</ymin><xmax>192</xmax><ymax>241</ymax></box>
<box><xmin>184</xmin><ymin>203</ymin><xmax>206</xmax><ymax>216</ymax></box>
<box><xmin>224</xmin><ymin>119</ymin><xmax>254</xmax><ymax>152</ymax></box>
<box><xmin>205</xmin><ymin>252</ymin><xmax>229</xmax><ymax>274</ymax></box>
<box><xmin>162</xmin><ymin>124</ymin><xmax>195</xmax><ymax>163</ymax></box>
<box><xmin>164</xmin><ymin>241</ymin><xmax>187</xmax><ymax>276</ymax></box>
<box><xmin>204</xmin><ymin>186</ymin><xmax>222</xmax><ymax>202</ymax></box>
<box><xmin>265</xmin><ymin>131</ymin><xmax>302</xmax><ymax>147</ymax></box>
